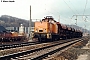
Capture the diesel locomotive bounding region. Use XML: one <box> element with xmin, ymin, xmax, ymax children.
<box><xmin>33</xmin><ymin>16</ymin><xmax>83</xmax><ymax>42</ymax></box>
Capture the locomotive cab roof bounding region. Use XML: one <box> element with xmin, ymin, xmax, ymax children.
<box><xmin>45</xmin><ymin>16</ymin><xmax>53</xmax><ymax>19</ymax></box>
<box><xmin>42</xmin><ymin>16</ymin><xmax>56</xmax><ymax>22</ymax></box>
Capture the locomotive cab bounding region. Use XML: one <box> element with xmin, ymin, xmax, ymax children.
<box><xmin>33</xmin><ymin>16</ymin><xmax>58</xmax><ymax>42</ymax></box>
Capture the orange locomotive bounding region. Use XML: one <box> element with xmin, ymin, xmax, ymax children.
<box><xmin>33</xmin><ymin>16</ymin><xmax>83</xmax><ymax>42</ymax></box>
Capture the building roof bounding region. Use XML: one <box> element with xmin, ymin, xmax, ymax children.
<box><xmin>0</xmin><ymin>26</ymin><xmax>7</xmax><ymax>32</ymax></box>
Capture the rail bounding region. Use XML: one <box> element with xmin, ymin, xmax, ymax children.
<box><xmin>0</xmin><ymin>38</ymin><xmax>84</xmax><ymax>60</ymax></box>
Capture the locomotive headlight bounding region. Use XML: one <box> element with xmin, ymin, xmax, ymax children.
<box><xmin>47</xmin><ymin>33</ymin><xmax>51</xmax><ymax>38</ymax></box>
<box><xmin>43</xmin><ymin>29</ymin><xmax>46</xmax><ymax>33</ymax></box>
<box><xmin>35</xmin><ymin>29</ymin><xmax>38</xmax><ymax>32</ymax></box>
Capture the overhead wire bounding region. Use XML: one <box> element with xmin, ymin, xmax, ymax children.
<box><xmin>82</xmin><ymin>0</ymin><xmax>88</xmax><ymax>23</ymax></box>
<box><xmin>55</xmin><ymin>0</ymin><xmax>89</xmax><ymax>30</ymax></box>
<box><xmin>44</xmin><ymin>1</ymin><xmax>79</xmax><ymax>24</ymax></box>
<box><xmin>44</xmin><ymin>4</ymin><xmax>71</xmax><ymax>22</ymax></box>
<box><xmin>69</xmin><ymin>0</ymin><xmax>80</xmax><ymax>15</ymax></box>
<box><xmin>83</xmin><ymin>0</ymin><xmax>88</xmax><ymax>15</ymax></box>
<box><xmin>63</xmin><ymin>0</ymin><xmax>76</xmax><ymax>15</ymax></box>
<box><xmin>63</xmin><ymin>0</ymin><xmax>79</xmax><ymax>25</ymax></box>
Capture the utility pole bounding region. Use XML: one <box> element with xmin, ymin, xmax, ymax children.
<box><xmin>72</xmin><ymin>15</ymin><xmax>90</xmax><ymax>35</ymax></box>
<box><xmin>75</xmin><ymin>16</ymin><xmax>77</xmax><ymax>25</ymax></box>
<box><xmin>72</xmin><ymin>15</ymin><xmax>90</xmax><ymax>25</ymax></box>
<box><xmin>29</xmin><ymin>5</ymin><xmax>32</xmax><ymax>41</ymax></box>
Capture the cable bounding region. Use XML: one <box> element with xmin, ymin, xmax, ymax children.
<box><xmin>69</xmin><ymin>0</ymin><xmax>80</xmax><ymax>14</ymax></box>
<box><xmin>44</xmin><ymin>4</ymin><xmax>71</xmax><ymax>21</ymax></box>
<box><xmin>63</xmin><ymin>0</ymin><xmax>76</xmax><ymax>15</ymax></box>
<box><xmin>83</xmin><ymin>0</ymin><xmax>88</xmax><ymax>15</ymax></box>
<box><xmin>44</xmin><ymin>3</ymin><xmax>76</xmax><ymax>23</ymax></box>
<box><xmin>82</xmin><ymin>0</ymin><xmax>88</xmax><ymax>22</ymax></box>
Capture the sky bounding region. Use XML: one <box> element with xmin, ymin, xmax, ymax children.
<box><xmin>0</xmin><ymin>0</ymin><xmax>90</xmax><ymax>30</ymax></box>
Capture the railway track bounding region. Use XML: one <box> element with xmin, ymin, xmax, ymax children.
<box><xmin>0</xmin><ymin>38</ymin><xmax>85</xmax><ymax>60</ymax></box>
<box><xmin>0</xmin><ymin>42</ymin><xmax>41</xmax><ymax>50</ymax></box>
<box><xmin>0</xmin><ymin>38</ymin><xmax>79</xmax><ymax>50</ymax></box>
<box><xmin>13</xmin><ymin>39</ymin><xmax>82</xmax><ymax>60</ymax></box>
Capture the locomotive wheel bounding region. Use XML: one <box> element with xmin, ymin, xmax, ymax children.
<box><xmin>34</xmin><ymin>35</ymin><xmax>41</xmax><ymax>42</ymax></box>
<box><xmin>62</xmin><ymin>36</ymin><xmax>66</xmax><ymax>40</ymax></box>
<box><xmin>52</xmin><ymin>35</ymin><xmax>55</xmax><ymax>41</ymax></box>
<box><xmin>38</xmin><ymin>36</ymin><xmax>41</xmax><ymax>42</ymax></box>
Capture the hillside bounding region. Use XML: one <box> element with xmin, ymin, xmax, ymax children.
<box><xmin>0</xmin><ymin>15</ymin><xmax>34</xmax><ymax>27</ymax></box>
